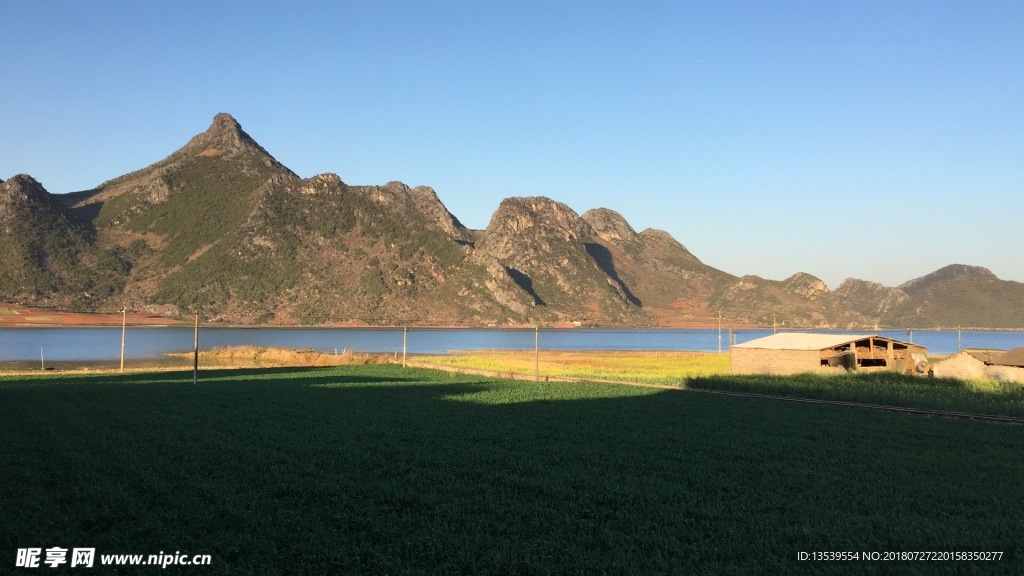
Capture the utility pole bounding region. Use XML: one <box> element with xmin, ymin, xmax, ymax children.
<box><xmin>535</xmin><ymin>325</ymin><xmax>540</xmax><ymax>382</ymax></box>
<box><xmin>773</xmin><ymin>313</ymin><xmax>777</xmax><ymax>334</ymax></box>
<box><xmin>402</xmin><ymin>326</ymin><xmax>408</xmax><ymax>368</ymax></box>
<box><xmin>718</xmin><ymin>312</ymin><xmax>722</xmax><ymax>354</ymax></box>
<box><xmin>193</xmin><ymin>311</ymin><xmax>199</xmax><ymax>385</ymax></box>
<box><xmin>120</xmin><ymin>305</ymin><xmax>127</xmax><ymax>373</ymax></box>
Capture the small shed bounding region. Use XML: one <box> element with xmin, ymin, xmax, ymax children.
<box><xmin>730</xmin><ymin>333</ymin><xmax>927</xmax><ymax>376</ymax></box>
<box><xmin>985</xmin><ymin>347</ymin><xmax>1024</xmax><ymax>383</ymax></box>
<box><xmin>933</xmin><ymin>347</ymin><xmax>1024</xmax><ymax>383</ymax></box>
<box><xmin>932</xmin><ymin>349</ymin><xmax>1002</xmax><ymax>380</ymax></box>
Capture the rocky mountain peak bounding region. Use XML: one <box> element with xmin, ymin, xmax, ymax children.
<box><xmin>837</xmin><ymin>278</ymin><xmax>885</xmax><ymax>292</ymax></box>
<box><xmin>936</xmin><ymin>263</ymin><xmax>996</xmax><ymax>280</ymax></box>
<box><xmin>834</xmin><ymin>278</ymin><xmax>910</xmax><ymax>318</ymax></box>
<box><xmin>296</xmin><ymin>173</ymin><xmax>345</xmax><ymax>195</ymax></box>
<box><xmin>309</xmin><ymin>179</ymin><xmax>465</xmax><ymax>238</ymax></box>
<box><xmin>315</xmin><ymin>172</ymin><xmax>344</xmax><ymax>186</ymax></box>
<box><xmin>482</xmin><ymin>197</ymin><xmax>592</xmax><ymax>242</ymax></box>
<box><xmin>181</xmin><ymin>112</ymin><xmax>251</xmax><ymax>153</ymax></box>
<box><xmin>582</xmin><ymin>208</ymin><xmax>638</xmax><ymax>244</ymax></box>
<box><xmin>211</xmin><ymin>112</ymin><xmax>241</xmax><ymax>130</ymax></box>
<box><xmin>637</xmin><ymin>228</ymin><xmax>701</xmax><ymax>259</ymax></box>
<box><xmin>408</xmin><ymin>185</ymin><xmax>466</xmax><ymax>236</ymax></box>
<box><xmin>84</xmin><ymin>112</ymin><xmax>297</xmax><ymax>227</ymax></box>
<box><xmin>358</xmin><ymin>181</ymin><xmax>409</xmax><ymax>206</ymax></box>
<box><xmin>899</xmin><ymin>264</ymin><xmax>998</xmax><ymax>293</ymax></box>
<box><xmin>173</xmin><ymin>113</ymin><xmax>289</xmax><ymax>172</ymax></box>
<box><xmin>782</xmin><ymin>272</ymin><xmax>830</xmax><ymax>299</ymax></box>
<box><xmin>637</xmin><ymin>228</ymin><xmax>673</xmax><ymax>243</ymax></box>
<box><xmin>471</xmin><ymin>196</ymin><xmax>640</xmax><ymax>322</ymax></box>
<box><xmin>0</xmin><ymin>174</ymin><xmax>51</xmax><ymax>213</ymax></box>
<box><xmin>383</xmin><ymin>181</ymin><xmax>410</xmax><ymax>194</ymax></box>
<box><xmin>3</xmin><ymin>173</ymin><xmax>45</xmax><ymax>192</ymax></box>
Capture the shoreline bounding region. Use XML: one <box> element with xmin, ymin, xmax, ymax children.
<box><xmin>3</xmin><ymin>302</ymin><xmax>1022</xmax><ymax>332</ymax></box>
<box><xmin>0</xmin><ymin>322</ymin><xmax>1020</xmax><ymax>331</ymax></box>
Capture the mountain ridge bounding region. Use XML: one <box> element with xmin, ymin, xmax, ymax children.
<box><xmin>1</xmin><ymin>175</ymin><xmax>128</xmax><ymax>310</ymax></box>
<box><xmin>4</xmin><ymin>113</ymin><xmax>1020</xmax><ymax>328</ymax></box>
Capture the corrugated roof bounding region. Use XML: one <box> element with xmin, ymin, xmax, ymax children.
<box><xmin>963</xmin><ymin>349</ymin><xmax>1006</xmax><ymax>364</ymax></box>
<box><xmin>993</xmin><ymin>347</ymin><xmax>1024</xmax><ymax>368</ymax></box>
<box><xmin>732</xmin><ymin>333</ymin><xmax>879</xmax><ymax>351</ymax></box>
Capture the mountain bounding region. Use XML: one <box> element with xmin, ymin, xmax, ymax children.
<box><xmin>898</xmin><ymin>264</ymin><xmax>999</xmax><ymax>295</ymax></box>
<box><xmin>187</xmin><ymin>173</ymin><xmax>480</xmax><ymax>324</ymax></box>
<box><xmin>706</xmin><ymin>272</ymin><xmax>870</xmax><ymax>329</ymax></box>
<box><xmin>886</xmin><ymin>265</ymin><xmax>1024</xmax><ymax>328</ymax></box>
<box><xmin>70</xmin><ymin>113</ymin><xmax>294</xmax><ymax>254</ymax></box>
<box><xmin>835</xmin><ymin>265</ymin><xmax>1024</xmax><ymax>328</ymax></box>
<box><xmin>2</xmin><ymin>113</ymin><xmax>1019</xmax><ymax>328</ymax></box>
<box><xmin>580</xmin><ymin>208</ymin><xmax>732</xmax><ymax>324</ymax></box>
<box><xmin>0</xmin><ymin>175</ymin><xmax>127</xmax><ymax>309</ymax></box>
<box><xmin>469</xmin><ymin>198</ymin><xmax>641</xmax><ymax>324</ymax></box>
<box><xmin>60</xmin><ymin>114</ymin><xmax>297</xmax><ymax>317</ymax></box>
<box><xmin>833</xmin><ymin>279</ymin><xmax>910</xmax><ymax>320</ymax></box>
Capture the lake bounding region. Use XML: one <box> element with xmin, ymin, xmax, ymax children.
<box><xmin>1</xmin><ymin>327</ymin><xmax>1022</xmax><ymax>365</ymax></box>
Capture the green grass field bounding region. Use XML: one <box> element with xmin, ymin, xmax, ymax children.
<box><xmin>415</xmin><ymin>350</ymin><xmax>1024</xmax><ymax>418</ymax></box>
<box><xmin>3</xmin><ymin>365</ymin><xmax>1023</xmax><ymax>574</ymax></box>
<box><xmin>690</xmin><ymin>372</ymin><xmax>1024</xmax><ymax>418</ymax></box>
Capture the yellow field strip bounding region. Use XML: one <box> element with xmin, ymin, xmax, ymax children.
<box><xmin>403</xmin><ymin>360</ymin><xmax>686</xmax><ymax>390</ymax></box>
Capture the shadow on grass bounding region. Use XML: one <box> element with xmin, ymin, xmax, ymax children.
<box><xmin>3</xmin><ymin>366</ymin><xmax>421</xmax><ymax>387</ymax></box>
<box><xmin>2</xmin><ymin>365</ymin><xmax>1023</xmax><ymax>574</ymax></box>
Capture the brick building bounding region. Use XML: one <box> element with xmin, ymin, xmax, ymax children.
<box><xmin>730</xmin><ymin>333</ymin><xmax>927</xmax><ymax>376</ymax></box>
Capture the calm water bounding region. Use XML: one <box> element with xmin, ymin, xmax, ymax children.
<box><xmin>1</xmin><ymin>327</ymin><xmax>1022</xmax><ymax>363</ymax></box>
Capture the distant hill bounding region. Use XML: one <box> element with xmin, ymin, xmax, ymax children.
<box><xmin>0</xmin><ymin>175</ymin><xmax>127</xmax><ymax>310</ymax></box>
<box><xmin>834</xmin><ymin>265</ymin><xmax>1024</xmax><ymax>328</ymax></box>
<box><xmin>833</xmin><ymin>279</ymin><xmax>910</xmax><ymax>322</ymax></box>
<box><xmin>705</xmin><ymin>272</ymin><xmax>870</xmax><ymax>329</ymax></box>
<box><xmin>1</xmin><ymin>113</ymin><xmax>1018</xmax><ymax>328</ymax></box>
<box><xmin>887</xmin><ymin>265</ymin><xmax>1024</xmax><ymax>328</ymax></box>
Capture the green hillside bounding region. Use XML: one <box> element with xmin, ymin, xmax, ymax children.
<box><xmin>0</xmin><ymin>175</ymin><xmax>127</xmax><ymax>310</ymax></box>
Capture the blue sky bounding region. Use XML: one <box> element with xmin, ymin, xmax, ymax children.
<box><xmin>3</xmin><ymin>1</ymin><xmax>1022</xmax><ymax>288</ymax></box>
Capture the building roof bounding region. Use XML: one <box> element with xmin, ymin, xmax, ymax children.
<box><xmin>992</xmin><ymin>347</ymin><xmax>1024</xmax><ymax>368</ymax></box>
<box><xmin>963</xmin><ymin>349</ymin><xmax>1006</xmax><ymax>364</ymax></box>
<box><xmin>732</xmin><ymin>333</ymin><xmax>895</xmax><ymax>351</ymax></box>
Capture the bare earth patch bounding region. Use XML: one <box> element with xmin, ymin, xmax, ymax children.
<box><xmin>0</xmin><ymin>303</ymin><xmax>181</xmax><ymax>327</ymax></box>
